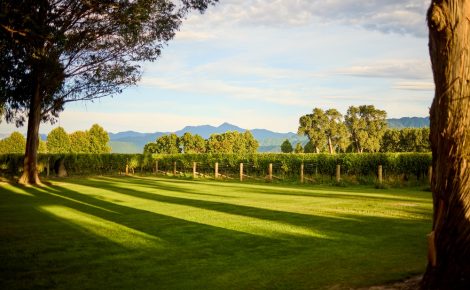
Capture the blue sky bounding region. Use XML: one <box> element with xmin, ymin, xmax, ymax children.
<box><xmin>1</xmin><ymin>0</ymin><xmax>433</xmax><ymax>134</ymax></box>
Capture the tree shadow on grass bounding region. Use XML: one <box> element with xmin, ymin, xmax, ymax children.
<box><xmin>102</xmin><ymin>175</ymin><xmax>431</xmax><ymax>204</ymax></box>
<box><xmin>54</xmin><ymin>177</ymin><xmax>431</xmax><ymax>244</ymax></box>
<box><xmin>0</xmin><ymin>179</ymin><xmax>432</xmax><ymax>290</ymax></box>
<box><xmin>1</xmin><ymin>182</ymin><xmax>302</xmax><ymax>290</ymax></box>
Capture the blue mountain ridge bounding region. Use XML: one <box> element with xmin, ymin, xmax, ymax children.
<box><xmin>0</xmin><ymin>117</ymin><xmax>430</xmax><ymax>153</ymax></box>
<box><xmin>107</xmin><ymin>117</ymin><xmax>429</xmax><ymax>153</ymax></box>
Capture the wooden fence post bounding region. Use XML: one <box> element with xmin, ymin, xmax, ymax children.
<box><xmin>215</xmin><ymin>162</ymin><xmax>219</xmax><ymax>179</ymax></box>
<box><xmin>155</xmin><ymin>160</ymin><xmax>159</xmax><ymax>175</ymax></box>
<box><xmin>336</xmin><ymin>164</ymin><xmax>341</xmax><ymax>183</ymax></box>
<box><xmin>378</xmin><ymin>165</ymin><xmax>383</xmax><ymax>184</ymax></box>
<box><xmin>428</xmin><ymin>166</ymin><xmax>432</xmax><ymax>185</ymax></box>
<box><xmin>300</xmin><ymin>163</ymin><xmax>304</xmax><ymax>184</ymax></box>
<box><xmin>240</xmin><ymin>163</ymin><xmax>243</xmax><ymax>182</ymax></box>
<box><xmin>268</xmin><ymin>163</ymin><xmax>273</xmax><ymax>182</ymax></box>
<box><xmin>193</xmin><ymin>162</ymin><xmax>197</xmax><ymax>179</ymax></box>
<box><xmin>173</xmin><ymin>161</ymin><xmax>177</xmax><ymax>176</ymax></box>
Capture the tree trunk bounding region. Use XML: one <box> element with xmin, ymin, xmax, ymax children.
<box><xmin>18</xmin><ymin>77</ymin><xmax>42</xmax><ymax>185</ymax></box>
<box><xmin>327</xmin><ymin>136</ymin><xmax>334</xmax><ymax>154</ymax></box>
<box><xmin>422</xmin><ymin>1</ymin><xmax>470</xmax><ymax>289</ymax></box>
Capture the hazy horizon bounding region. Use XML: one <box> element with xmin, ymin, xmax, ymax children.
<box><xmin>0</xmin><ymin>0</ymin><xmax>433</xmax><ymax>135</ymax></box>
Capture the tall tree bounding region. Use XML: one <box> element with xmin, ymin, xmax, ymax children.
<box><xmin>0</xmin><ymin>0</ymin><xmax>217</xmax><ymax>184</ymax></box>
<box><xmin>304</xmin><ymin>141</ymin><xmax>315</xmax><ymax>153</ymax></box>
<box><xmin>422</xmin><ymin>1</ymin><xmax>470</xmax><ymax>288</ymax></box>
<box><xmin>243</xmin><ymin>131</ymin><xmax>259</xmax><ymax>154</ymax></box>
<box><xmin>380</xmin><ymin>128</ymin><xmax>431</xmax><ymax>153</ymax></box>
<box><xmin>280</xmin><ymin>139</ymin><xmax>293</xmax><ymax>153</ymax></box>
<box><xmin>298</xmin><ymin>108</ymin><xmax>327</xmax><ymax>153</ymax></box>
<box><xmin>324</xmin><ymin>108</ymin><xmax>349</xmax><ymax>154</ymax></box>
<box><xmin>46</xmin><ymin>127</ymin><xmax>70</xmax><ymax>153</ymax></box>
<box><xmin>154</xmin><ymin>134</ymin><xmax>181</xmax><ymax>154</ymax></box>
<box><xmin>298</xmin><ymin>108</ymin><xmax>349</xmax><ymax>154</ymax></box>
<box><xmin>345</xmin><ymin>105</ymin><xmax>387</xmax><ymax>153</ymax></box>
<box><xmin>88</xmin><ymin>124</ymin><xmax>111</xmax><ymax>153</ymax></box>
<box><xmin>180</xmin><ymin>132</ymin><xmax>206</xmax><ymax>154</ymax></box>
<box><xmin>69</xmin><ymin>130</ymin><xmax>90</xmax><ymax>153</ymax></box>
<box><xmin>0</xmin><ymin>131</ymin><xmax>26</xmax><ymax>154</ymax></box>
<box><xmin>294</xmin><ymin>143</ymin><xmax>303</xmax><ymax>154</ymax></box>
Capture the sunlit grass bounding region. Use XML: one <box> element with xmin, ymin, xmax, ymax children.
<box><xmin>0</xmin><ymin>176</ymin><xmax>432</xmax><ymax>289</ymax></box>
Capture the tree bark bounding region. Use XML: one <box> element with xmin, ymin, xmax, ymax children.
<box><xmin>327</xmin><ymin>136</ymin><xmax>334</xmax><ymax>154</ymax></box>
<box><xmin>422</xmin><ymin>1</ymin><xmax>470</xmax><ymax>289</ymax></box>
<box><xmin>18</xmin><ymin>76</ymin><xmax>42</xmax><ymax>185</ymax></box>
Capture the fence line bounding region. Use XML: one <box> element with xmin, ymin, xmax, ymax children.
<box><xmin>0</xmin><ymin>153</ymin><xmax>432</xmax><ymax>185</ymax></box>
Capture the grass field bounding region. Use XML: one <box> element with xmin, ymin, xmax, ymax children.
<box><xmin>0</xmin><ymin>176</ymin><xmax>432</xmax><ymax>289</ymax></box>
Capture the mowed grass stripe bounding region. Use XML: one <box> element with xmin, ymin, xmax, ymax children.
<box><xmin>0</xmin><ymin>176</ymin><xmax>431</xmax><ymax>290</ymax></box>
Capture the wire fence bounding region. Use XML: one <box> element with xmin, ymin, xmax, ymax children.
<box><xmin>0</xmin><ymin>152</ymin><xmax>432</xmax><ymax>186</ymax></box>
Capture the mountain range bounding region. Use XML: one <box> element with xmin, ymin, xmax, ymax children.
<box><xmin>108</xmin><ymin>117</ymin><xmax>430</xmax><ymax>153</ymax></box>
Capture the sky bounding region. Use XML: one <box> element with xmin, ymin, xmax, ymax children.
<box><xmin>0</xmin><ymin>0</ymin><xmax>434</xmax><ymax>135</ymax></box>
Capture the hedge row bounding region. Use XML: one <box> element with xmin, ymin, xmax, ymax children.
<box><xmin>0</xmin><ymin>153</ymin><xmax>432</xmax><ymax>182</ymax></box>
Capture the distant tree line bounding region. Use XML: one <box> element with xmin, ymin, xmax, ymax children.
<box><xmin>0</xmin><ymin>124</ymin><xmax>111</xmax><ymax>154</ymax></box>
<box><xmin>282</xmin><ymin>105</ymin><xmax>430</xmax><ymax>153</ymax></box>
<box><xmin>144</xmin><ymin>131</ymin><xmax>259</xmax><ymax>154</ymax></box>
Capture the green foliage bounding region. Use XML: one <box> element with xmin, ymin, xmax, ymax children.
<box><xmin>345</xmin><ymin>105</ymin><xmax>387</xmax><ymax>153</ymax></box>
<box><xmin>0</xmin><ymin>131</ymin><xmax>26</xmax><ymax>154</ymax></box>
<box><xmin>38</xmin><ymin>139</ymin><xmax>48</xmax><ymax>153</ymax></box>
<box><xmin>243</xmin><ymin>131</ymin><xmax>259</xmax><ymax>154</ymax></box>
<box><xmin>0</xmin><ymin>0</ymin><xmax>219</xmax><ymax>126</ymax></box>
<box><xmin>0</xmin><ymin>152</ymin><xmax>432</xmax><ymax>186</ymax></box>
<box><xmin>180</xmin><ymin>132</ymin><xmax>206</xmax><ymax>153</ymax></box>
<box><xmin>294</xmin><ymin>143</ymin><xmax>303</xmax><ymax>153</ymax></box>
<box><xmin>381</xmin><ymin>128</ymin><xmax>430</xmax><ymax>152</ymax></box>
<box><xmin>47</xmin><ymin>127</ymin><xmax>71</xmax><ymax>154</ymax></box>
<box><xmin>281</xmin><ymin>139</ymin><xmax>293</xmax><ymax>153</ymax></box>
<box><xmin>145</xmin><ymin>130</ymin><xmax>259</xmax><ymax>155</ymax></box>
<box><xmin>298</xmin><ymin>108</ymin><xmax>350</xmax><ymax>154</ymax></box>
<box><xmin>0</xmin><ymin>0</ymin><xmax>218</xmax><ymax>182</ymax></box>
<box><xmin>69</xmin><ymin>131</ymin><xmax>91</xmax><ymax>153</ymax></box>
<box><xmin>153</xmin><ymin>134</ymin><xmax>181</xmax><ymax>154</ymax></box>
<box><xmin>88</xmin><ymin>124</ymin><xmax>111</xmax><ymax>153</ymax></box>
<box><xmin>206</xmin><ymin>131</ymin><xmax>259</xmax><ymax>154</ymax></box>
<box><xmin>304</xmin><ymin>141</ymin><xmax>315</xmax><ymax>153</ymax></box>
<box><xmin>298</xmin><ymin>108</ymin><xmax>327</xmax><ymax>153</ymax></box>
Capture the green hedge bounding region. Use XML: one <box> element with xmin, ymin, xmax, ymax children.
<box><xmin>0</xmin><ymin>153</ymin><xmax>432</xmax><ymax>184</ymax></box>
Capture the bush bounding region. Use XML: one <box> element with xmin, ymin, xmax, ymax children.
<box><xmin>0</xmin><ymin>153</ymin><xmax>432</xmax><ymax>186</ymax></box>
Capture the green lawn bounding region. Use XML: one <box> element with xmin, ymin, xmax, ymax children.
<box><xmin>0</xmin><ymin>176</ymin><xmax>432</xmax><ymax>289</ymax></box>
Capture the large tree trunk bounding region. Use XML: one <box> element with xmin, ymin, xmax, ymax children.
<box><xmin>422</xmin><ymin>1</ymin><xmax>470</xmax><ymax>289</ymax></box>
<box><xmin>18</xmin><ymin>77</ymin><xmax>42</xmax><ymax>185</ymax></box>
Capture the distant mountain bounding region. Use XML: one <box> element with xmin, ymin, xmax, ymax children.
<box><xmin>109</xmin><ymin>141</ymin><xmax>142</xmax><ymax>154</ymax></box>
<box><xmin>106</xmin><ymin>117</ymin><xmax>431</xmax><ymax>153</ymax></box>
<box><xmin>107</xmin><ymin>123</ymin><xmax>303</xmax><ymax>153</ymax></box>
<box><xmin>174</xmin><ymin>122</ymin><xmax>245</xmax><ymax>139</ymax></box>
<box><xmin>387</xmin><ymin>117</ymin><xmax>429</xmax><ymax>128</ymax></box>
<box><xmin>108</xmin><ymin>131</ymin><xmax>166</xmax><ymax>151</ymax></box>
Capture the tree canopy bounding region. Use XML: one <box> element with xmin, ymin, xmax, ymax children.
<box><xmin>0</xmin><ymin>0</ymin><xmax>218</xmax><ymax>184</ymax></box>
<box><xmin>298</xmin><ymin>107</ymin><xmax>350</xmax><ymax>154</ymax></box>
<box><xmin>0</xmin><ymin>131</ymin><xmax>26</xmax><ymax>154</ymax></box>
<box><xmin>46</xmin><ymin>127</ymin><xmax>71</xmax><ymax>153</ymax></box>
<box><xmin>280</xmin><ymin>139</ymin><xmax>293</xmax><ymax>153</ymax></box>
<box><xmin>344</xmin><ymin>105</ymin><xmax>387</xmax><ymax>153</ymax></box>
<box><xmin>144</xmin><ymin>131</ymin><xmax>259</xmax><ymax>155</ymax></box>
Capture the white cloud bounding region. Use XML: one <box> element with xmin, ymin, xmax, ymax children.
<box><xmin>187</xmin><ymin>0</ymin><xmax>431</xmax><ymax>37</ymax></box>
<box><xmin>140</xmin><ymin>76</ymin><xmax>312</xmax><ymax>106</ymax></box>
<box><xmin>393</xmin><ymin>81</ymin><xmax>434</xmax><ymax>91</ymax></box>
<box><xmin>335</xmin><ymin>59</ymin><xmax>432</xmax><ymax>79</ymax></box>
